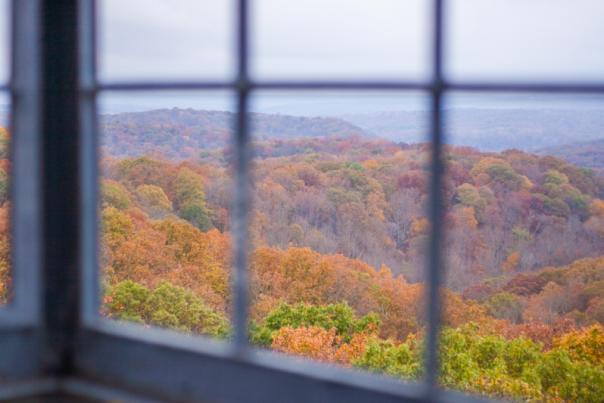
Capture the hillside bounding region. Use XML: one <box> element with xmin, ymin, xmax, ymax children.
<box><xmin>101</xmin><ymin>108</ymin><xmax>369</xmax><ymax>159</ymax></box>
<box><xmin>344</xmin><ymin>109</ymin><xmax>604</xmax><ymax>152</ymax></box>
<box><xmin>0</xmin><ymin>121</ymin><xmax>602</xmax><ymax>400</ymax></box>
<box><xmin>98</xmin><ymin>134</ymin><xmax>604</xmax><ymax>401</ymax></box>
<box><xmin>538</xmin><ymin>138</ymin><xmax>604</xmax><ymax>171</ymax></box>
<box><xmin>100</xmin><ymin>135</ymin><xmax>604</xmax><ymax>290</ymax></box>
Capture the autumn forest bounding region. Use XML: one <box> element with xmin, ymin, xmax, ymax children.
<box><xmin>1</xmin><ymin>106</ymin><xmax>604</xmax><ymax>401</ymax></box>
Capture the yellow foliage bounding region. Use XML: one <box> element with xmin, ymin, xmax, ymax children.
<box><xmin>553</xmin><ymin>324</ymin><xmax>604</xmax><ymax>367</ymax></box>
<box><xmin>362</xmin><ymin>159</ymin><xmax>380</xmax><ymax>170</ymax></box>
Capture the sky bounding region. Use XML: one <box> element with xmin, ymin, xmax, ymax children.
<box><xmin>2</xmin><ymin>0</ymin><xmax>604</xmax><ymax>113</ymax></box>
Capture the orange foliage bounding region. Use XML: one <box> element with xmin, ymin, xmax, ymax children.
<box><xmin>502</xmin><ymin>318</ymin><xmax>576</xmax><ymax>348</ymax></box>
<box><xmin>271</xmin><ymin>326</ymin><xmax>339</xmax><ymax>362</ymax></box>
<box><xmin>272</xmin><ymin>325</ymin><xmax>373</xmax><ymax>365</ymax></box>
<box><xmin>410</xmin><ymin>217</ymin><xmax>429</xmax><ymax>237</ymax></box>
<box><xmin>502</xmin><ymin>252</ymin><xmax>521</xmax><ymax>274</ymax></box>
<box><xmin>553</xmin><ymin>324</ymin><xmax>604</xmax><ymax>365</ymax></box>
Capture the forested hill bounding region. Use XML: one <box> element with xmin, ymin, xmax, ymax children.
<box><xmin>101</xmin><ymin>108</ymin><xmax>369</xmax><ymax>159</ymax></box>
<box><xmin>99</xmin><ymin>107</ymin><xmax>604</xmax><ymax>161</ymax></box>
<box><xmin>538</xmin><ymin>138</ymin><xmax>604</xmax><ymax>171</ymax></box>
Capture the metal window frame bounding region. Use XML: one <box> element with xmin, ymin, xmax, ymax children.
<box><xmin>1</xmin><ymin>0</ymin><xmax>604</xmax><ymax>401</ymax></box>
<box><xmin>0</xmin><ymin>0</ymin><xmax>43</xmax><ymax>380</ymax></box>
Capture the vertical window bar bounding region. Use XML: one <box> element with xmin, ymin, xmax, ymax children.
<box><xmin>9</xmin><ymin>0</ymin><xmax>41</xmax><ymax>322</ymax></box>
<box><xmin>41</xmin><ymin>0</ymin><xmax>81</xmax><ymax>375</ymax></box>
<box><xmin>79</xmin><ymin>0</ymin><xmax>99</xmax><ymax>325</ymax></box>
<box><xmin>232</xmin><ymin>0</ymin><xmax>251</xmax><ymax>352</ymax></box>
<box><xmin>425</xmin><ymin>0</ymin><xmax>445</xmax><ymax>395</ymax></box>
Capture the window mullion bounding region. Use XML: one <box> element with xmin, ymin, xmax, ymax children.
<box><xmin>424</xmin><ymin>0</ymin><xmax>445</xmax><ymax>396</ymax></box>
<box><xmin>232</xmin><ymin>0</ymin><xmax>251</xmax><ymax>352</ymax></box>
<box><xmin>40</xmin><ymin>0</ymin><xmax>82</xmax><ymax>376</ymax></box>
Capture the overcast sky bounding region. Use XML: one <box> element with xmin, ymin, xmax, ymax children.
<box><xmin>95</xmin><ymin>0</ymin><xmax>604</xmax><ymax>81</ymax></box>
<box><xmin>2</xmin><ymin>0</ymin><xmax>604</xmax><ymax>112</ymax></box>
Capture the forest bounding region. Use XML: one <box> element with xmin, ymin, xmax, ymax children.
<box><xmin>1</xmin><ymin>117</ymin><xmax>604</xmax><ymax>401</ymax></box>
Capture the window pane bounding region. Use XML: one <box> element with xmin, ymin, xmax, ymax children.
<box><xmin>98</xmin><ymin>0</ymin><xmax>234</xmax><ymax>81</ymax></box>
<box><xmin>0</xmin><ymin>92</ymin><xmax>9</xmax><ymax>304</ymax></box>
<box><xmin>251</xmin><ymin>0</ymin><xmax>429</xmax><ymax>80</ymax></box>
<box><xmin>440</xmin><ymin>93</ymin><xmax>604</xmax><ymax>401</ymax></box>
<box><xmin>0</xmin><ymin>0</ymin><xmax>9</xmax><ymax>84</ymax></box>
<box><xmin>447</xmin><ymin>0</ymin><xmax>604</xmax><ymax>81</ymax></box>
<box><xmin>248</xmin><ymin>91</ymin><xmax>430</xmax><ymax>383</ymax></box>
<box><xmin>98</xmin><ymin>92</ymin><xmax>235</xmax><ymax>340</ymax></box>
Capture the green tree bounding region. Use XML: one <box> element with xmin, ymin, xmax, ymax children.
<box><xmin>0</xmin><ymin>169</ymin><xmax>8</xmax><ymax>205</ymax></box>
<box><xmin>486</xmin><ymin>292</ymin><xmax>524</xmax><ymax>323</ymax></box>
<box><xmin>106</xmin><ymin>280</ymin><xmax>230</xmax><ymax>338</ymax></box>
<box><xmin>101</xmin><ymin>179</ymin><xmax>131</xmax><ymax>210</ymax></box>
<box><xmin>250</xmin><ymin>302</ymin><xmax>379</xmax><ymax>346</ymax></box>
<box><xmin>174</xmin><ymin>168</ymin><xmax>212</xmax><ymax>231</ymax></box>
<box><xmin>135</xmin><ymin>184</ymin><xmax>173</xmax><ymax>218</ymax></box>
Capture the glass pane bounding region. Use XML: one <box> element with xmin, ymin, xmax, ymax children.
<box><xmin>0</xmin><ymin>92</ymin><xmax>9</xmax><ymax>304</ymax></box>
<box><xmin>440</xmin><ymin>93</ymin><xmax>604</xmax><ymax>401</ymax></box>
<box><xmin>447</xmin><ymin>0</ymin><xmax>604</xmax><ymax>81</ymax></box>
<box><xmin>251</xmin><ymin>0</ymin><xmax>429</xmax><ymax>80</ymax></box>
<box><xmin>0</xmin><ymin>0</ymin><xmax>9</xmax><ymax>84</ymax></box>
<box><xmin>99</xmin><ymin>92</ymin><xmax>235</xmax><ymax>340</ymax></box>
<box><xmin>98</xmin><ymin>0</ymin><xmax>234</xmax><ymax>81</ymax></box>
<box><xmin>248</xmin><ymin>91</ymin><xmax>430</xmax><ymax>383</ymax></box>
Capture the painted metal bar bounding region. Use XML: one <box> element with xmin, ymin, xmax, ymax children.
<box><xmin>88</xmin><ymin>81</ymin><xmax>235</xmax><ymax>92</ymax></box>
<box><xmin>74</xmin><ymin>320</ymin><xmax>495</xmax><ymax>403</ymax></box>
<box><xmin>232</xmin><ymin>0</ymin><xmax>251</xmax><ymax>352</ymax></box>
<box><xmin>78</xmin><ymin>0</ymin><xmax>100</xmax><ymax>327</ymax></box>
<box><xmin>425</xmin><ymin>0</ymin><xmax>445</xmax><ymax>395</ymax></box>
<box><xmin>444</xmin><ymin>81</ymin><xmax>604</xmax><ymax>94</ymax></box>
<box><xmin>9</xmin><ymin>0</ymin><xmax>42</xmax><ymax>326</ymax></box>
<box><xmin>40</xmin><ymin>0</ymin><xmax>81</xmax><ymax>376</ymax></box>
<box><xmin>90</xmin><ymin>80</ymin><xmax>604</xmax><ymax>94</ymax></box>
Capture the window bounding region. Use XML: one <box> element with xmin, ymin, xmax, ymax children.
<box><xmin>0</xmin><ymin>0</ymin><xmax>603</xmax><ymax>401</ymax></box>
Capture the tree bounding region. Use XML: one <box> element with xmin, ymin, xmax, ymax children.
<box><xmin>0</xmin><ymin>168</ymin><xmax>8</xmax><ymax>205</ymax></box>
<box><xmin>178</xmin><ymin>201</ymin><xmax>212</xmax><ymax>231</ymax></box>
<box><xmin>0</xmin><ymin>127</ymin><xmax>9</xmax><ymax>159</ymax></box>
<box><xmin>486</xmin><ymin>292</ymin><xmax>524</xmax><ymax>324</ymax></box>
<box><xmin>250</xmin><ymin>302</ymin><xmax>379</xmax><ymax>347</ymax></box>
<box><xmin>135</xmin><ymin>184</ymin><xmax>173</xmax><ymax>218</ymax></box>
<box><xmin>174</xmin><ymin>167</ymin><xmax>212</xmax><ymax>231</ymax></box>
<box><xmin>105</xmin><ymin>280</ymin><xmax>230</xmax><ymax>338</ymax></box>
<box><xmin>101</xmin><ymin>179</ymin><xmax>132</xmax><ymax>210</ymax></box>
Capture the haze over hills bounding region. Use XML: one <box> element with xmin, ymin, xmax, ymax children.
<box><xmin>343</xmin><ymin>109</ymin><xmax>604</xmax><ymax>152</ymax></box>
<box><xmin>100</xmin><ymin>107</ymin><xmax>604</xmax><ymax>170</ymax></box>
<box><xmin>538</xmin><ymin>137</ymin><xmax>604</xmax><ymax>171</ymax></box>
<box><xmin>4</xmin><ymin>103</ymin><xmax>603</xmax><ymax>169</ymax></box>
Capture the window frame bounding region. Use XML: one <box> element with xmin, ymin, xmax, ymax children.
<box><xmin>1</xmin><ymin>0</ymin><xmax>604</xmax><ymax>401</ymax></box>
<box><xmin>0</xmin><ymin>0</ymin><xmax>42</xmax><ymax>380</ymax></box>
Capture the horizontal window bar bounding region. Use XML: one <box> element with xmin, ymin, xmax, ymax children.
<box><xmin>0</xmin><ymin>328</ymin><xmax>42</xmax><ymax>377</ymax></box>
<box><xmin>0</xmin><ymin>378</ymin><xmax>57</xmax><ymax>401</ymax></box>
<box><xmin>86</xmin><ymin>81</ymin><xmax>235</xmax><ymax>92</ymax></box>
<box><xmin>86</xmin><ymin>79</ymin><xmax>604</xmax><ymax>94</ymax></box>
<box><xmin>84</xmin><ymin>80</ymin><xmax>432</xmax><ymax>92</ymax></box>
<box><xmin>76</xmin><ymin>319</ymin><xmax>489</xmax><ymax>403</ymax></box>
<box><xmin>445</xmin><ymin>81</ymin><xmax>604</xmax><ymax>94</ymax></box>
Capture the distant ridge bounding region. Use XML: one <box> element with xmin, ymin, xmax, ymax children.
<box><xmin>101</xmin><ymin>108</ymin><xmax>369</xmax><ymax>160</ymax></box>
<box><xmin>538</xmin><ymin>137</ymin><xmax>604</xmax><ymax>171</ymax></box>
